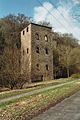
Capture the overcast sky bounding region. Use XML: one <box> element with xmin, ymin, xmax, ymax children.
<box><xmin>0</xmin><ymin>0</ymin><xmax>80</xmax><ymax>41</ymax></box>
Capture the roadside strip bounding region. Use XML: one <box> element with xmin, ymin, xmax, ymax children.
<box><xmin>0</xmin><ymin>80</ymin><xmax>78</xmax><ymax>104</ymax></box>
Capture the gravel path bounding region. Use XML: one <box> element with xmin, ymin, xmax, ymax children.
<box><xmin>32</xmin><ymin>89</ymin><xmax>80</xmax><ymax>120</ymax></box>
<box><xmin>0</xmin><ymin>80</ymin><xmax>76</xmax><ymax>104</ymax></box>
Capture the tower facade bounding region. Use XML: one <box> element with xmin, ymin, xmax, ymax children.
<box><xmin>21</xmin><ymin>23</ymin><xmax>54</xmax><ymax>82</ymax></box>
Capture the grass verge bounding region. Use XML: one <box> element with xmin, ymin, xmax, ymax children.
<box><xmin>0</xmin><ymin>80</ymin><xmax>80</xmax><ymax>120</ymax></box>
<box><xmin>0</xmin><ymin>78</ymin><xmax>74</xmax><ymax>100</ymax></box>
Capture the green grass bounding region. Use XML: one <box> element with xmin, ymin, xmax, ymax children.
<box><xmin>0</xmin><ymin>78</ymin><xmax>74</xmax><ymax>100</ymax></box>
<box><xmin>0</xmin><ymin>80</ymin><xmax>80</xmax><ymax>120</ymax></box>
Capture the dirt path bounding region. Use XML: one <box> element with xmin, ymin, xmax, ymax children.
<box><xmin>0</xmin><ymin>80</ymin><xmax>77</xmax><ymax>104</ymax></box>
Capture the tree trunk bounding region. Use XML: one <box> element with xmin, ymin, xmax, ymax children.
<box><xmin>67</xmin><ymin>66</ymin><xmax>70</xmax><ymax>78</ymax></box>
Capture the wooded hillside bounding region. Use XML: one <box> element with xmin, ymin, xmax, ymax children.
<box><xmin>0</xmin><ymin>14</ymin><xmax>80</xmax><ymax>89</ymax></box>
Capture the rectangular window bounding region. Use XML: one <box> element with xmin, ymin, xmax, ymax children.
<box><xmin>23</xmin><ymin>31</ymin><xmax>25</xmax><ymax>35</ymax></box>
<box><xmin>27</xmin><ymin>48</ymin><xmax>29</xmax><ymax>54</ymax></box>
<box><xmin>0</xmin><ymin>66</ymin><xmax>1</xmax><ymax>70</ymax></box>
<box><xmin>27</xmin><ymin>27</ymin><xmax>29</xmax><ymax>32</ymax></box>
<box><xmin>36</xmin><ymin>47</ymin><xmax>39</xmax><ymax>53</ymax></box>
<box><xmin>19</xmin><ymin>60</ymin><xmax>21</xmax><ymax>66</ymax></box>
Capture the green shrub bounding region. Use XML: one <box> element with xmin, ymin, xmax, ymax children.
<box><xmin>0</xmin><ymin>73</ymin><xmax>27</xmax><ymax>89</ymax></box>
<box><xmin>71</xmin><ymin>73</ymin><xmax>80</xmax><ymax>79</ymax></box>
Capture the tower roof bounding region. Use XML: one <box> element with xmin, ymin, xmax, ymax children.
<box><xmin>29</xmin><ymin>22</ymin><xmax>52</xmax><ymax>29</ymax></box>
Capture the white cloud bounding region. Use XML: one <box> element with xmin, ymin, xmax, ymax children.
<box><xmin>33</xmin><ymin>1</ymin><xmax>80</xmax><ymax>41</ymax></box>
<box><xmin>34</xmin><ymin>2</ymin><xmax>53</xmax><ymax>22</ymax></box>
<box><xmin>72</xmin><ymin>0</ymin><xmax>80</xmax><ymax>4</ymax></box>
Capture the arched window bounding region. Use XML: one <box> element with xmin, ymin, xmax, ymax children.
<box><xmin>16</xmin><ymin>42</ymin><xmax>21</xmax><ymax>49</ymax></box>
<box><xmin>46</xmin><ymin>64</ymin><xmax>49</xmax><ymax>71</ymax></box>
<box><xmin>35</xmin><ymin>33</ymin><xmax>39</xmax><ymax>40</ymax></box>
<box><xmin>45</xmin><ymin>48</ymin><xmax>48</xmax><ymax>54</ymax></box>
<box><xmin>19</xmin><ymin>60</ymin><xmax>21</xmax><ymax>66</ymax></box>
<box><xmin>23</xmin><ymin>50</ymin><xmax>25</xmax><ymax>55</ymax></box>
<box><xmin>36</xmin><ymin>64</ymin><xmax>40</xmax><ymax>70</ymax></box>
<box><xmin>45</xmin><ymin>35</ymin><xmax>48</xmax><ymax>42</ymax></box>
